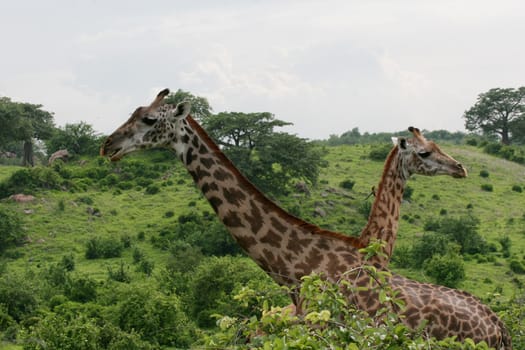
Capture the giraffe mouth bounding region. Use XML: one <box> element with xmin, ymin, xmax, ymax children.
<box><xmin>109</xmin><ymin>148</ymin><xmax>123</xmax><ymax>161</ymax></box>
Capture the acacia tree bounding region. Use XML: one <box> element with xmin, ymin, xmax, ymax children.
<box><xmin>463</xmin><ymin>87</ymin><xmax>525</xmax><ymax>144</ymax></box>
<box><xmin>203</xmin><ymin>111</ymin><xmax>322</xmax><ymax>195</ymax></box>
<box><xmin>0</xmin><ymin>97</ymin><xmax>55</xmax><ymax>166</ymax></box>
<box><xmin>46</xmin><ymin>122</ymin><xmax>102</xmax><ymax>157</ymax></box>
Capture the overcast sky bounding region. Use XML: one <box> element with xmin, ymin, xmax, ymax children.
<box><xmin>1</xmin><ymin>0</ymin><xmax>524</xmax><ymax>140</ymax></box>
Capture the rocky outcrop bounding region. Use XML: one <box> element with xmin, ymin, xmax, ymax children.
<box><xmin>48</xmin><ymin>149</ymin><xmax>70</xmax><ymax>165</ymax></box>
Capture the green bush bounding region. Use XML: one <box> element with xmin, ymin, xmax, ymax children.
<box><xmin>64</xmin><ymin>275</ymin><xmax>97</xmax><ymax>302</ymax></box>
<box><xmin>85</xmin><ymin>236</ymin><xmax>124</xmax><ymax>259</ymax></box>
<box><xmin>117</xmin><ymin>288</ymin><xmax>195</xmax><ymax>347</ymax></box>
<box><xmin>411</xmin><ymin>232</ymin><xmax>452</xmax><ymax>266</ymax></box>
<box><xmin>423</xmin><ymin>253</ymin><xmax>466</xmax><ymax>288</ymax></box>
<box><xmin>21</xmin><ymin>307</ymin><xmax>153</xmax><ymax>350</ymax></box>
<box><xmin>479</xmin><ymin>169</ymin><xmax>490</xmax><ymax>178</ymax></box>
<box><xmin>368</xmin><ymin>144</ymin><xmax>392</xmax><ymax>161</ymax></box>
<box><xmin>498</xmin><ymin>236</ymin><xmax>512</xmax><ymax>258</ymax></box>
<box><xmin>184</xmin><ymin>256</ymin><xmax>284</xmax><ymax>328</ymax></box>
<box><xmin>339</xmin><ymin>179</ymin><xmax>355</xmax><ymax>190</ymax></box>
<box><xmin>145</xmin><ymin>184</ymin><xmax>160</xmax><ymax>195</ymax></box>
<box><xmin>512</xmin><ymin>184</ymin><xmax>523</xmax><ymax>193</ymax></box>
<box><xmin>403</xmin><ymin>185</ymin><xmax>414</xmax><ymax>200</ymax></box>
<box><xmin>108</xmin><ymin>261</ymin><xmax>131</xmax><ymax>283</ymax></box>
<box><xmin>0</xmin><ymin>167</ymin><xmax>64</xmax><ymax>197</ymax></box>
<box><xmin>0</xmin><ymin>273</ymin><xmax>38</xmax><ymax>322</ymax></box>
<box><xmin>0</xmin><ymin>207</ymin><xmax>24</xmax><ymax>252</ymax></box>
<box><xmin>481</xmin><ymin>183</ymin><xmax>493</xmax><ymax>192</ymax></box>
<box><xmin>433</xmin><ymin>215</ymin><xmax>488</xmax><ymax>255</ymax></box>
<box><xmin>510</xmin><ymin>259</ymin><xmax>525</xmax><ymax>274</ymax></box>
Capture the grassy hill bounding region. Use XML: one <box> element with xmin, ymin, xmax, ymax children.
<box><xmin>0</xmin><ymin>143</ymin><xmax>524</xmax><ymax>347</ymax></box>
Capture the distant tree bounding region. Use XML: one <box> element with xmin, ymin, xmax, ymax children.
<box><xmin>464</xmin><ymin>87</ymin><xmax>525</xmax><ymax>145</ymax></box>
<box><xmin>164</xmin><ymin>89</ymin><xmax>213</xmax><ymax>121</ymax></box>
<box><xmin>46</xmin><ymin>122</ymin><xmax>102</xmax><ymax>156</ymax></box>
<box><xmin>0</xmin><ymin>97</ymin><xmax>55</xmax><ymax>166</ymax></box>
<box><xmin>203</xmin><ymin>111</ymin><xmax>323</xmax><ymax>195</ymax></box>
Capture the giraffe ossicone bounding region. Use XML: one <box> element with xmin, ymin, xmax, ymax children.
<box><xmin>100</xmin><ymin>89</ymin><xmax>511</xmax><ymax>349</ymax></box>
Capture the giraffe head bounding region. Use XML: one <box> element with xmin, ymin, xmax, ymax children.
<box><xmin>100</xmin><ymin>89</ymin><xmax>191</xmax><ymax>161</ymax></box>
<box><xmin>392</xmin><ymin>127</ymin><xmax>467</xmax><ymax>178</ymax></box>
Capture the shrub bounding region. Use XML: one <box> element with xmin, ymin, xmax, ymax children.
<box><xmin>136</xmin><ymin>259</ymin><xmax>155</xmax><ymax>276</ymax></box>
<box><xmin>423</xmin><ymin>253</ymin><xmax>465</xmax><ymax>288</ymax></box>
<box><xmin>0</xmin><ymin>273</ymin><xmax>38</xmax><ymax>322</ymax></box>
<box><xmin>76</xmin><ymin>195</ymin><xmax>94</xmax><ymax>205</ymax></box>
<box><xmin>117</xmin><ymin>288</ymin><xmax>195</xmax><ymax>347</ymax></box>
<box><xmin>498</xmin><ymin>236</ymin><xmax>512</xmax><ymax>258</ymax></box>
<box><xmin>411</xmin><ymin>232</ymin><xmax>452</xmax><ymax>266</ymax></box>
<box><xmin>132</xmin><ymin>248</ymin><xmax>144</xmax><ymax>263</ymax></box>
<box><xmin>145</xmin><ymin>184</ymin><xmax>160</xmax><ymax>195</ymax></box>
<box><xmin>339</xmin><ymin>179</ymin><xmax>355</xmax><ymax>190</ymax></box>
<box><xmin>357</xmin><ymin>201</ymin><xmax>372</xmax><ymax>219</ymax></box>
<box><xmin>512</xmin><ymin>185</ymin><xmax>523</xmax><ymax>193</ymax></box>
<box><xmin>21</xmin><ymin>309</ymin><xmax>153</xmax><ymax>350</ymax></box>
<box><xmin>108</xmin><ymin>261</ymin><xmax>131</xmax><ymax>283</ymax></box>
<box><xmin>481</xmin><ymin>183</ymin><xmax>493</xmax><ymax>192</ymax></box>
<box><xmin>85</xmin><ymin>236</ymin><xmax>124</xmax><ymax>259</ymax></box>
<box><xmin>424</xmin><ymin>215</ymin><xmax>488</xmax><ymax>255</ymax></box>
<box><xmin>64</xmin><ymin>275</ymin><xmax>97</xmax><ymax>302</ymax></box>
<box><xmin>368</xmin><ymin>144</ymin><xmax>392</xmax><ymax>161</ymax></box>
<box><xmin>184</xmin><ymin>256</ymin><xmax>282</xmax><ymax>328</ymax></box>
<box><xmin>479</xmin><ymin>169</ymin><xmax>490</xmax><ymax>178</ymax></box>
<box><xmin>0</xmin><ymin>207</ymin><xmax>24</xmax><ymax>252</ymax></box>
<box><xmin>117</xmin><ymin>181</ymin><xmax>134</xmax><ymax>190</ymax></box>
<box><xmin>403</xmin><ymin>185</ymin><xmax>414</xmax><ymax>200</ymax></box>
<box><xmin>510</xmin><ymin>260</ymin><xmax>525</xmax><ymax>274</ymax></box>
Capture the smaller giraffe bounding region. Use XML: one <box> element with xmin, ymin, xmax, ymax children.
<box><xmin>359</xmin><ymin>127</ymin><xmax>467</xmax><ymax>266</ymax></box>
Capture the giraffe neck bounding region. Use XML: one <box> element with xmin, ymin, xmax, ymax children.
<box><xmin>359</xmin><ymin>146</ymin><xmax>407</xmax><ymax>264</ymax></box>
<box><xmin>174</xmin><ymin>116</ymin><xmax>365</xmax><ymax>287</ymax></box>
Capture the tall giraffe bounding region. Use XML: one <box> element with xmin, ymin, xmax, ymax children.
<box><xmin>100</xmin><ymin>89</ymin><xmax>511</xmax><ymax>348</ymax></box>
<box><xmin>359</xmin><ymin>128</ymin><xmax>467</xmax><ymax>266</ymax></box>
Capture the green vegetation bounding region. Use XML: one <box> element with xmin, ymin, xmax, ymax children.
<box><xmin>0</xmin><ymin>140</ymin><xmax>523</xmax><ymax>348</ymax></box>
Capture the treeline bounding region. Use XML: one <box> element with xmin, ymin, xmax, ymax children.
<box><xmin>324</xmin><ymin>127</ymin><xmax>467</xmax><ymax>146</ymax></box>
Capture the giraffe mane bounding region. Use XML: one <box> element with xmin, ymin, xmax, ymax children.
<box><xmin>186</xmin><ymin>116</ymin><xmax>365</xmax><ymax>249</ymax></box>
<box><xmin>359</xmin><ymin>145</ymin><xmax>399</xmax><ymax>237</ymax></box>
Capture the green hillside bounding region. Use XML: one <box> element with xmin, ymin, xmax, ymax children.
<box><xmin>0</xmin><ymin>143</ymin><xmax>524</xmax><ymax>348</ymax></box>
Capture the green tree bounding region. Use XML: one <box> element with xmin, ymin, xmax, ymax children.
<box><xmin>164</xmin><ymin>88</ymin><xmax>213</xmax><ymax>121</ymax></box>
<box><xmin>464</xmin><ymin>87</ymin><xmax>525</xmax><ymax>145</ymax></box>
<box><xmin>46</xmin><ymin>122</ymin><xmax>102</xmax><ymax>156</ymax></box>
<box><xmin>0</xmin><ymin>97</ymin><xmax>55</xmax><ymax>166</ymax></box>
<box><xmin>203</xmin><ymin>111</ymin><xmax>323</xmax><ymax>195</ymax></box>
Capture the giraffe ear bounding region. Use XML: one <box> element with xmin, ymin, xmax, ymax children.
<box><xmin>170</xmin><ymin>101</ymin><xmax>191</xmax><ymax>120</ymax></box>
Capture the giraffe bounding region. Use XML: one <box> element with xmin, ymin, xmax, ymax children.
<box><xmin>100</xmin><ymin>89</ymin><xmax>511</xmax><ymax>349</ymax></box>
<box><xmin>358</xmin><ymin>128</ymin><xmax>467</xmax><ymax>266</ymax></box>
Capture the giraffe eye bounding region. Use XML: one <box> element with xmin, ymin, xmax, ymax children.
<box><xmin>142</xmin><ymin>117</ymin><xmax>157</xmax><ymax>126</ymax></box>
<box><xmin>418</xmin><ymin>151</ymin><xmax>431</xmax><ymax>158</ymax></box>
